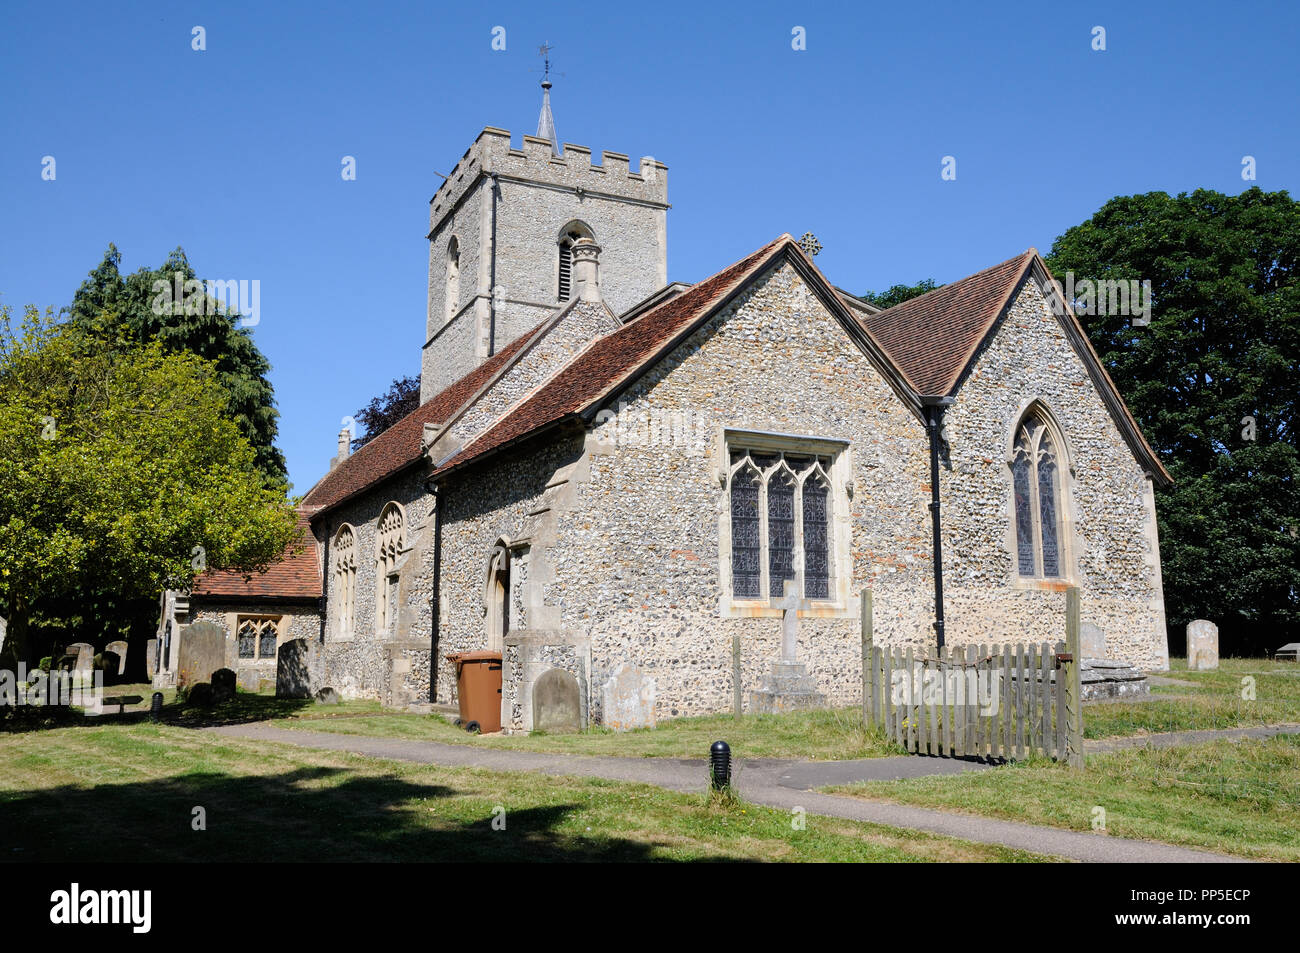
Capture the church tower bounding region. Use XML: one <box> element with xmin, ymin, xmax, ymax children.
<box><xmin>421</xmin><ymin>79</ymin><xmax>669</xmax><ymax>401</ymax></box>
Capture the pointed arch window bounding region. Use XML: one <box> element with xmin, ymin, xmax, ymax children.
<box><xmin>557</xmin><ymin>222</ymin><xmax>594</xmax><ymax>302</ymax></box>
<box><xmin>726</xmin><ymin>448</ymin><xmax>835</xmax><ymax>601</ymax></box>
<box><xmin>333</xmin><ymin>524</ymin><xmax>357</xmax><ymax>639</ymax></box>
<box><xmin>444</xmin><ymin>237</ymin><xmax>460</xmax><ymax>325</ymax></box>
<box><xmin>375</xmin><ymin>504</ymin><xmax>406</xmax><ymax>634</ymax></box>
<box><xmin>1012</xmin><ymin>412</ymin><xmax>1067</xmax><ymax>579</ymax></box>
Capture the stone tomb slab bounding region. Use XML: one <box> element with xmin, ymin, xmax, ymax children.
<box><xmin>276</xmin><ymin>638</ymin><xmax>320</xmax><ymax>699</ymax></box>
<box><xmin>177</xmin><ymin>622</ymin><xmax>226</xmax><ymax>689</ymax></box>
<box><xmin>106</xmin><ymin>640</ymin><xmax>128</xmax><ymax>676</ymax></box>
<box><xmin>532</xmin><ymin>667</ymin><xmax>581</xmax><ymax>733</ymax></box>
<box><xmin>1187</xmin><ymin>619</ymin><xmax>1219</xmax><ymax>671</ymax></box>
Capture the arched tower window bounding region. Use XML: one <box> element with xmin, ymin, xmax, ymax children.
<box><xmin>1011</xmin><ymin>410</ymin><xmax>1069</xmax><ymax>579</ymax></box>
<box><xmin>557</xmin><ymin>221</ymin><xmax>594</xmax><ymax>302</ymax></box>
<box><xmin>444</xmin><ymin>236</ymin><xmax>460</xmax><ymax>325</ymax></box>
<box><xmin>375</xmin><ymin>504</ymin><xmax>406</xmax><ymax>634</ymax></box>
<box><xmin>333</xmin><ymin>524</ymin><xmax>357</xmax><ymax>638</ymax></box>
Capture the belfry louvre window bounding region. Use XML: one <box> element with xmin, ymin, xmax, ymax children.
<box><xmin>1012</xmin><ymin>412</ymin><xmax>1067</xmax><ymax>578</ymax></box>
<box><xmin>236</xmin><ymin>617</ymin><xmax>280</xmax><ymax>660</ymax></box>
<box><xmin>557</xmin><ymin>241</ymin><xmax>573</xmax><ymax>301</ymax></box>
<box><xmin>728</xmin><ymin>448</ymin><xmax>834</xmax><ymax>600</ymax></box>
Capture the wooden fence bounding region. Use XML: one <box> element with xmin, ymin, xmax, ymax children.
<box><xmin>860</xmin><ymin>588</ymin><xmax>1084</xmax><ymax>767</ymax></box>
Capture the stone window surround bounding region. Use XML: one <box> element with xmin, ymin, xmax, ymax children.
<box><xmin>230</xmin><ymin>614</ymin><xmax>284</xmax><ymax>661</ymax></box>
<box><xmin>1002</xmin><ymin>398</ymin><xmax>1079</xmax><ymax>591</ymax></box>
<box><xmin>481</xmin><ymin>538</ymin><xmax>513</xmax><ymax>652</ymax></box>
<box><xmin>444</xmin><ymin>235</ymin><xmax>460</xmax><ymax>327</ymax></box>
<box><xmin>716</xmin><ymin>427</ymin><xmax>854</xmax><ymax>619</ymax></box>
<box><xmin>555</xmin><ymin>220</ymin><xmax>595</xmax><ymax>303</ymax></box>
<box><xmin>374</xmin><ymin>502</ymin><xmax>409</xmax><ymax>638</ymax></box>
<box><xmin>331</xmin><ymin>523</ymin><xmax>358</xmax><ymax>641</ymax></box>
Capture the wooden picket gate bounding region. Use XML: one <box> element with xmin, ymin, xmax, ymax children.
<box><xmin>860</xmin><ymin>589</ymin><xmax>1084</xmax><ymax>767</ymax></box>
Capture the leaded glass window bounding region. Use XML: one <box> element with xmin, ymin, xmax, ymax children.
<box><xmin>727</xmin><ymin>447</ymin><xmax>835</xmax><ymax>601</ymax></box>
<box><xmin>1011</xmin><ymin>412</ymin><xmax>1068</xmax><ymax>579</ymax></box>
<box><xmin>237</xmin><ymin>617</ymin><xmax>279</xmax><ymax>660</ymax></box>
<box><xmin>730</xmin><ymin>462</ymin><xmax>762</xmax><ymax>599</ymax></box>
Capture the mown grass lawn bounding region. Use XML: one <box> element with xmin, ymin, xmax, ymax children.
<box><xmin>0</xmin><ymin>723</ymin><xmax>1052</xmax><ymax>863</ymax></box>
<box><xmin>270</xmin><ymin>704</ymin><xmax>907</xmax><ymax>761</ymax></box>
<box><xmin>1083</xmin><ymin>658</ymin><xmax>1300</xmax><ymax>740</ymax></box>
<box><xmin>824</xmin><ymin>734</ymin><xmax>1300</xmax><ymax>861</ymax></box>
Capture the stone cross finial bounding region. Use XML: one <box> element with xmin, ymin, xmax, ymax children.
<box><xmin>779</xmin><ymin>579</ymin><xmax>799</xmax><ymax>663</ymax></box>
<box><xmin>798</xmin><ymin>232</ymin><xmax>822</xmax><ymax>257</ymax></box>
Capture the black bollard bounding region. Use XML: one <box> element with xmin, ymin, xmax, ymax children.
<box><xmin>710</xmin><ymin>740</ymin><xmax>731</xmax><ymax>789</ymax></box>
<box><xmin>150</xmin><ymin>691</ymin><xmax>164</xmax><ymax>721</ymax></box>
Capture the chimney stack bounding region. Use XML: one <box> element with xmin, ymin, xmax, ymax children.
<box><xmin>571</xmin><ymin>238</ymin><xmax>603</xmax><ymax>303</ymax></box>
<box><xmin>331</xmin><ymin>427</ymin><xmax>352</xmax><ymax>470</ymax></box>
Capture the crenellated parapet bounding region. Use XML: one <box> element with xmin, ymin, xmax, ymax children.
<box><xmin>429</xmin><ymin>127</ymin><xmax>668</xmax><ymax>231</ymax></box>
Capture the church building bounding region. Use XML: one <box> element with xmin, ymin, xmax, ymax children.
<box><xmin>158</xmin><ymin>86</ymin><xmax>1172</xmax><ymax>729</ymax></box>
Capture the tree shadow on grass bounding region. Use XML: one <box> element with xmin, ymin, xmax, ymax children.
<box><xmin>0</xmin><ymin>764</ymin><xmax>741</xmax><ymax>863</ymax></box>
<box><xmin>2</xmin><ymin>692</ymin><xmax>317</xmax><ymax>734</ymax></box>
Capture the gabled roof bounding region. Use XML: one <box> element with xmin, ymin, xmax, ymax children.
<box><xmin>861</xmin><ymin>250</ymin><xmax>1172</xmax><ymax>485</ymax></box>
<box><xmin>191</xmin><ymin>512</ymin><xmax>321</xmax><ymax>601</ymax></box>
<box><xmin>862</xmin><ymin>251</ymin><xmax>1034</xmax><ymax>397</ymax></box>
<box><xmin>434</xmin><ymin>235</ymin><xmax>921</xmax><ymax>477</ymax></box>
<box><xmin>300</xmin><ymin>317</ymin><xmax>551</xmax><ymax>515</ymax></box>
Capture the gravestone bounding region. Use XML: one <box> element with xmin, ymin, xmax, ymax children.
<box><xmin>177</xmin><ymin>621</ymin><xmax>226</xmax><ymax>689</ymax></box>
<box><xmin>236</xmin><ymin>668</ymin><xmax>261</xmax><ymax>693</ymax></box>
<box><xmin>211</xmin><ymin>668</ymin><xmax>236</xmax><ymax>702</ymax></box>
<box><xmin>145</xmin><ymin>638</ymin><xmax>159</xmax><ymax>679</ymax></box>
<box><xmin>601</xmin><ymin>662</ymin><xmax>656</xmax><ymax>731</ymax></box>
<box><xmin>106</xmin><ymin>640</ymin><xmax>128</xmax><ymax>676</ymax></box>
<box><xmin>1080</xmin><ymin>622</ymin><xmax>1107</xmax><ymax>659</ymax></box>
<box><xmin>315</xmin><ymin>686</ymin><xmax>341</xmax><ymax>705</ymax></box>
<box><xmin>1187</xmin><ymin>619</ymin><xmax>1219</xmax><ymax>671</ymax></box>
<box><xmin>532</xmin><ymin>668</ymin><xmax>581</xmax><ymax>733</ymax></box>
<box><xmin>96</xmin><ymin>651</ymin><xmax>121</xmax><ymax>685</ymax></box>
<box><xmin>65</xmin><ymin>643</ymin><xmax>94</xmax><ymax>672</ymax></box>
<box><xmin>276</xmin><ymin>638</ymin><xmax>319</xmax><ymax>699</ymax></box>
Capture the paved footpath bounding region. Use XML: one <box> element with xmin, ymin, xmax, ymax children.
<box><xmin>210</xmin><ymin>722</ymin><xmax>1254</xmax><ymax>863</ymax></box>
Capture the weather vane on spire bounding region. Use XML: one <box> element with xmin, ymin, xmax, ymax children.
<box><xmin>534</xmin><ymin>42</ymin><xmax>561</xmax><ymax>157</ymax></box>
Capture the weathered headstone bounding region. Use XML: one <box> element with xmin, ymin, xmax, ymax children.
<box><xmin>96</xmin><ymin>651</ymin><xmax>121</xmax><ymax>684</ymax></box>
<box><xmin>176</xmin><ymin>621</ymin><xmax>226</xmax><ymax>689</ymax></box>
<box><xmin>601</xmin><ymin>662</ymin><xmax>655</xmax><ymax>731</ymax></box>
<box><xmin>65</xmin><ymin>642</ymin><xmax>94</xmax><ymax>672</ymax></box>
<box><xmin>211</xmin><ymin>668</ymin><xmax>236</xmax><ymax>702</ymax></box>
<box><xmin>236</xmin><ymin>668</ymin><xmax>261</xmax><ymax>693</ymax></box>
<box><xmin>532</xmin><ymin>667</ymin><xmax>581</xmax><ymax>733</ymax></box>
<box><xmin>1080</xmin><ymin>622</ymin><xmax>1107</xmax><ymax>659</ymax></box>
<box><xmin>106</xmin><ymin>640</ymin><xmax>128</xmax><ymax>676</ymax></box>
<box><xmin>315</xmin><ymin>686</ymin><xmax>341</xmax><ymax>705</ymax></box>
<box><xmin>145</xmin><ymin>638</ymin><xmax>159</xmax><ymax>679</ymax></box>
<box><xmin>1187</xmin><ymin>619</ymin><xmax>1219</xmax><ymax>671</ymax></box>
<box><xmin>276</xmin><ymin>638</ymin><xmax>319</xmax><ymax>699</ymax></box>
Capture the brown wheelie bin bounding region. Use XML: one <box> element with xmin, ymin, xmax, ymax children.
<box><xmin>446</xmin><ymin>650</ymin><xmax>503</xmax><ymax>733</ymax></box>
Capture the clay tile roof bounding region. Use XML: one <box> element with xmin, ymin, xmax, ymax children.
<box><xmin>300</xmin><ymin>317</ymin><xmax>551</xmax><ymax>513</ymax></box>
<box><xmin>435</xmin><ymin>235</ymin><xmax>792</xmax><ymax>475</ymax></box>
<box><xmin>191</xmin><ymin>512</ymin><xmax>321</xmax><ymax>600</ymax></box>
<box><xmin>862</xmin><ymin>250</ymin><xmax>1035</xmax><ymax>396</ymax></box>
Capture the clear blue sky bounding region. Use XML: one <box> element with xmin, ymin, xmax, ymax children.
<box><xmin>2</xmin><ymin>0</ymin><xmax>1296</xmax><ymax>493</ymax></box>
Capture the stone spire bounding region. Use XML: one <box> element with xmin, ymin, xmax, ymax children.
<box><xmin>535</xmin><ymin>44</ymin><xmax>561</xmax><ymax>157</ymax></box>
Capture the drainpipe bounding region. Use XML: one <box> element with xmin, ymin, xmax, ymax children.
<box><xmin>319</xmin><ymin>519</ymin><xmax>330</xmax><ymax>645</ymax></box>
<box><xmin>426</xmin><ymin>478</ymin><xmax>444</xmax><ymax>703</ymax></box>
<box><xmin>487</xmin><ymin>172</ymin><xmax>499</xmax><ymax>357</ymax></box>
<box><xmin>921</xmin><ymin>396</ymin><xmax>955</xmax><ymax>649</ymax></box>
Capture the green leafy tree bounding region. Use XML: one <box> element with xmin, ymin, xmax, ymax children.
<box><xmin>0</xmin><ymin>304</ymin><xmax>298</xmax><ymax>666</ymax></box>
<box><xmin>861</xmin><ymin>279</ymin><xmax>942</xmax><ymax>310</ymax></box>
<box><xmin>67</xmin><ymin>244</ymin><xmax>287</xmax><ymax>485</ymax></box>
<box><xmin>1046</xmin><ymin>187</ymin><xmax>1299</xmax><ymax>654</ymax></box>
<box><xmin>352</xmin><ymin>374</ymin><xmax>420</xmax><ymax>450</ymax></box>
